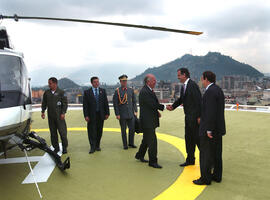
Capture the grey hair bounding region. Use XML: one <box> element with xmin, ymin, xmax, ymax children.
<box><xmin>144</xmin><ymin>75</ymin><xmax>151</xmax><ymax>85</ymax></box>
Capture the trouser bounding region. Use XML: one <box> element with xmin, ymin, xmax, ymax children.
<box><xmin>184</xmin><ymin>119</ymin><xmax>200</xmax><ymax>162</ymax></box>
<box><xmin>48</xmin><ymin>117</ymin><xmax>68</xmax><ymax>151</ymax></box>
<box><xmin>199</xmin><ymin>134</ymin><xmax>223</xmax><ymax>183</ymax></box>
<box><xmin>135</xmin><ymin>128</ymin><xmax>157</xmax><ymax>164</ymax></box>
<box><xmin>87</xmin><ymin>112</ymin><xmax>104</xmax><ymax>150</ymax></box>
<box><xmin>119</xmin><ymin>117</ymin><xmax>135</xmax><ymax>147</ymax></box>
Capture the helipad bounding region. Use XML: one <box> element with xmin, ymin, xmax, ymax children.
<box><xmin>0</xmin><ymin>109</ymin><xmax>269</xmax><ymax>200</ymax></box>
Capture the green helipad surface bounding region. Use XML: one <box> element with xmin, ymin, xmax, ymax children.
<box><xmin>0</xmin><ymin>109</ymin><xmax>270</xmax><ymax>200</ymax></box>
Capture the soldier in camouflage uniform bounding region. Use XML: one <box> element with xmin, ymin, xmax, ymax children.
<box><xmin>113</xmin><ymin>75</ymin><xmax>137</xmax><ymax>150</ymax></box>
<box><xmin>41</xmin><ymin>77</ymin><xmax>68</xmax><ymax>154</ymax></box>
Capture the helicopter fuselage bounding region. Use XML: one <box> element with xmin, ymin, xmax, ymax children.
<box><xmin>0</xmin><ymin>50</ymin><xmax>32</xmax><ymax>144</ymax></box>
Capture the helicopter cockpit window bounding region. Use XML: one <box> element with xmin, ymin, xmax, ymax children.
<box><xmin>0</xmin><ymin>54</ymin><xmax>21</xmax><ymax>91</ymax></box>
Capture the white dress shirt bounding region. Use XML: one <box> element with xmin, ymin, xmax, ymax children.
<box><xmin>183</xmin><ymin>78</ymin><xmax>190</xmax><ymax>94</ymax></box>
<box><xmin>147</xmin><ymin>85</ymin><xmax>153</xmax><ymax>91</ymax></box>
<box><xmin>205</xmin><ymin>83</ymin><xmax>213</xmax><ymax>91</ymax></box>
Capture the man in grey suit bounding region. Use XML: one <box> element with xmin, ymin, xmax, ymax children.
<box><xmin>113</xmin><ymin>75</ymin><xmax>138</xmax><ymax>150</ymax></box>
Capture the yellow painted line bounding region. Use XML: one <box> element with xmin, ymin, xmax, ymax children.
<box><xmin>32</xmin><ymin>127</ymin><xmax>206</xmax><ymax>200</ymax></box>
<box><xmin>154</xmin><ymin>132</ymin><xmax>206</xmax><ymax>200</ymax></box>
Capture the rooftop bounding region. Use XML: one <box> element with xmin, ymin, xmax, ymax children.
<box><xmin>0</xmin><ymin>109</ymin><xmax>269</xmax><ymax>200</ymax></box>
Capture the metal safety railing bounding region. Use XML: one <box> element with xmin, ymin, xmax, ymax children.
<box><xmin>32</xmin><ymin>103</ymin><xmax>270</xmax><ymax>113</ymax></box>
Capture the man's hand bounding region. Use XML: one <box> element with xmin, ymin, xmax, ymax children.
<box><xmin>197</xmin><ymin>117</ymin><xmax>200</xmax><ymax>125</ymax></box>
<box><xmin>207</xmin><ymin>132</ymin><xmax>213</xmax><ymax>139</ymax></box>
<box><xmin>158</xmin><ymin>111</ymin><xmax>161</xmax><ymax>118</ymax></box>
<box><xmin>166</xmin><ymin>105</ymin><xmax>173</xmax><ymax>111</ymax></box>
<box><xmin>41</xmin><ymin>113</ymin><xmax>45</xmax><ymax>119</ymax></box>
<box><xmin>85</xmin><ymin>116</ymin><xmax>90</xmax><ymax>122</ymax></box>
<box><xmin>116</xmin><ymin>115</ymin><xmax>120</xmax><ymax>120</ymax></box>
<box><xmin>60</xmin><ymin>114</ymin><xmax>65</xmax><ymax>120</ymax></box>
<box><xmin>134</xmin><ymin>112</ymin><xmax>137</xmax><ymax>117</ymax></box>
<box><xmin>105</xmin><ymin>115</ymin><xmax>109</xmax><ymax>120</ymax></box>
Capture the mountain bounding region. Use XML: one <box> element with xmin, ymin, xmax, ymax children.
<box><xmin>29</xmin><ymin>67</ymin><xmax>74</xmax><ymax>86</ymax></box>
<box><xmin>58</xmin><ymin>78</ymin><xmax>80</xmax><ymax>89</ymax></box>
<box><xmin>29</xmin><ymin>63</ymin><xmax>145</xmax><ymax>86</ymax></box>
<box><xmin>131</xmin><ymin>52</ymin><xmax>264</xmax><ymax>82</ymax></box>
<box><xmin>32</xmin><ymin>78</ymin><xmax>81</xmax><ymax>90</ymax></box>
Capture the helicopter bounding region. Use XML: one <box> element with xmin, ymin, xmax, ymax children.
<box><xmin>0</xmin><ymin>26</ymin><xmax>70</xmax><ymax>171</ymax></box>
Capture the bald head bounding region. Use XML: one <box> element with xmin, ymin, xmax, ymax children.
<box><xmin>144</xmin><ymin>74</ymin><xmax>156</xmax><ymax>89</ymax></box>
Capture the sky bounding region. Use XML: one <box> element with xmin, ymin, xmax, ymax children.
<box><xmin>1</xmin><ymin>0</ymin><xmax>270</xmax><ymax>85</ymax></box>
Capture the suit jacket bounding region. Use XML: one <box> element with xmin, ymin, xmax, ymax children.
<box><xmin>139</xmin><ymin>85</ymin><xmax>164</xmax><ymax>129</ymax></box>
<box><xmin>199</xmin><ymin>84</ymin><xmax>226</xmax><ymax>136</ymax></box>
<box><xmin>113</xmin><ymin>87</ymin><xmax>137</xmax><ymax>119</ymax></box>
<box><xmin>172</xmin><ymin>79</ymin><xmax>202</xmax><ymax>125</ymax></box>
<box><xmin>83</xmin><ymin>87</ymin><xmax>110</xmax><ymax>121</ymax></box>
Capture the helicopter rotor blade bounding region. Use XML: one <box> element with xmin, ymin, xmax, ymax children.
<box><xmin>0</xmin><ymin>14</ymin><xmax>203</xmax><ymax>35</ymax></box>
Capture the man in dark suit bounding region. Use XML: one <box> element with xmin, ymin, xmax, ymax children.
<box><xmin>167</xmin><ymin>68</ymin><xmax>202</xmax><ymax>167</ymax></box>
<box><xmin>83</xmin><ymin>76</ymin><xmax>110</xmax><ymax>154</ymax></box>
<box><xmin>193</xmin><ymin>71</ymin><xmax>226</xmax><ymax>185</ymax></box>
<box><xmin>135</xmin><ymin>74</ymin><xmax>164</xmax><ymax>169</ymax></box>
<box><xmin>113</xmin><ymin>74</ymin><xmax>137</xmax><ymax>150</ymax></box>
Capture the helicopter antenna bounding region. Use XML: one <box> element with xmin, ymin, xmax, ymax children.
<box><xmin>0</xmin><ymin>14</ymin><xmax>203</xmax><ymax>35</ymax></box>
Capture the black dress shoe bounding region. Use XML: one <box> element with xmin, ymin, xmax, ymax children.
<box><xmin>89</xmin><ymin>149</ymin><xmax>95</xmax><ymax>154</ymax></box>
<box><xmin>149</xmin><ymin>163</ymin><xmax>162</xmax><ymax>169</ymax></box>
<box><xmin>193</xmin><ymin>178</ymin><xmax>211</xmax><ymax>185</ymax></box>
<box><xmin>62</xmin><ymin>149</ymin><xmax>67</xmax><ymax>154</ymax></box>
<box><xmin>179</xmin><ymin>161</ymin><xmax>195</xmax><ymax>167</ymax></box>
<box><xmin>135</xmin><ymin>155</ymin><xmax>148</xmax><ymax>163</ymax></box>
<box><xmin>123</xmin><ymin>146</ymin><xmax>128</xmax><ymax>150</ymax></box>
<box><xmin>128</xmin><ymin>144</ymin><xmax>137</xmax><ymax>148</ymax></box>
<box><xmin>96</xmin><ymin>147</ymin><xmax>101</xmax><ymax>151</ymax></box>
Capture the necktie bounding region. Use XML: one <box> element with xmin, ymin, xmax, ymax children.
<box><xmin>95</xmin><ymin>88</ymin><xmax>99</xmax><ymax>111</ymax></box>
<box><xmin>181</xmin><ymin>85</ymin><xmax>185</xmax><ymax>97</ymax></box>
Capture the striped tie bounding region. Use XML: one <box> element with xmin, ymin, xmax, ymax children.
<box><xmin>95</xmin><ymin>88</ymin><xmax>99</xmax><ymax>111</ymax></box>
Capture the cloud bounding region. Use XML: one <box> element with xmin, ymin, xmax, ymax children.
<box><xmin>123</xmin><ymin>29</ymin><xmax>169</xmax><ymax>42</ymax></box>
<box><xmin>188</xmin><ymin>4</ymin><xmax>270</xmax><ymax>39</ymax></box>
<box><xmin>1</xmin><ymin>0</ymin><xmax>164</xmax><ymax>18</ymax></box>
<box><xmin>2</xmin><ymin>0</ymin><xmax>270</xmax><ymax>81</ymax></box>
<box><xmin>67</xmin><ymin>63</ymin><xmax>146</xmax><ymax>85</ymax></box>
<box><xmin>29</xmin><ymin>63</ymin><xmax>146</xmax><ymax>86</ymax></box>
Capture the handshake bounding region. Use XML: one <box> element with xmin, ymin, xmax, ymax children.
<box><xmin>166</xmin><ymin>104</ymin><xmax>173</xmax><ymax>111</ymax></box>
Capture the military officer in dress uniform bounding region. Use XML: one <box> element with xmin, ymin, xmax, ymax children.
<box><xmin>113</xmin><ymin>75</ymin><xmax>138</xmax><ymax>150</ymax></box>
<box><xmin>41</xmin><ymin>77</ymin><xmax>68</xmax><ymax>154</ymax></box>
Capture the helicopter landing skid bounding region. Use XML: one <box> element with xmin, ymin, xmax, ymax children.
<box><xmin>19</xmin><ymin>132</ymin><xmax>70</xmax><ymax>171</ymax></box>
